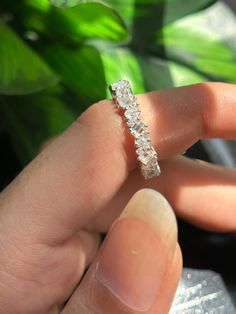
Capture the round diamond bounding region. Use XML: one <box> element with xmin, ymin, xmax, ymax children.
<box><xmin>119</xmin><ymin>94</ymin><xmax>134</xmax><ymax>109</ymax></box>
<box><xmin>125</xmin><ymin>108</ymin><xmax>140</xmax><ymax>120</ymax></box>
<box><xmin>135</xmin><ymin>132</ymin><xmax>150</xmax><ymax>147</ymax></box>
<box><xmin>110</xmin><ymin>80</ymin><xmax>128</xmax><ymax>92</ymax></box>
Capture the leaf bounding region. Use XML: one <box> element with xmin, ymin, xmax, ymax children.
<box><xmin>0</xmin><ymin>89</ymin><xmax>75</xmax><ymax>164</ymax></box>
<box><xmin>99</xmin><ymin>47</ymin><xmax>207</xmax><ymax>94</ymax></box>
<box><xmin>152</xmin><ymin>2</ymin><xmax>236</xmax><ymax>82</ymax></box>
<box><xmin>49</xmin><ymin>0</ymin><xmax>215</xmax><ymax>47</ymax></box>
<box><xmin>22</xmin><ymin>0</ymin><xmax>128</xmax><ymax>42</ymax></box>
<box><xmin>0</xmin><ymin>22</ymin><xmax>59</xmax><ymax>95</ymax></box>
<box><xmin>50</xmin><ymin>0</ymin><xmax>214</xmax><ymax>17</ymax></box>
<box><xmin>123</xmin><ymin>0</ymin><xmax>216</xmax><ymax>49</ymax></box>
<box><xmin>44</xmin><ymin>43</ymin><xmax>207</xmax><ymax>103</ymax></box>
<box><xmin>43</xmin><ymin>44</ymin><xmax>107</xmax><ymax>104</ymax></box>
<box><xmin>104</xmin><ymin>0</ymin><xmax>216</xmax><ymax>27</ymax></box>
<box><xmin>0</xmin><ymin>0</ymin><xmax>227</xmax><ymax>167</ymax></box>
<box><xmin>50</xmin><ymin>0</ymin><xmax>91</xmax><ymax>7</ymax></box>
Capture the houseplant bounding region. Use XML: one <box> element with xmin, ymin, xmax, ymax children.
<box><xmin>1</xmin><ymin>0</ymin><xmax>236</xmax><ymax>165</ymax></box>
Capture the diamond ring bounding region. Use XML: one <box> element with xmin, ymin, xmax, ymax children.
<box><xmin>109</xmin><ymin>80</ymin><xmax>161</xmax><ymax>179</ymax></box>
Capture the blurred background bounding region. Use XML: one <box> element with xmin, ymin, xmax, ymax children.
<box><xmin>225</xmin><ymin>0</ymin><xmax>236</xmax><ymax>11</ymax></box>
<box><xmin>0</xmin><ymin>0</ymin><xmax>236</xmax><ymax>307</ymax></box>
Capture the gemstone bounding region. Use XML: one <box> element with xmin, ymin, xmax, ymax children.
<box><xmin>109</xmin><ymin>79</ymin><xmax>161</xmax><ymax>179</ymax></box>
<box><xmin>118</xmin><ymin>93</ymin><xmax>133</xmax><ymax>109</ymax></box>
<box><xmin>141</xmin><ymin>161</ymin><xmax>161</xmax><ymax>179</ymax></box>
<box><xmin>109</xmin><ymin>80</ymin><xmax>134</xmax><ymax>109</ymax></box>
<box><xmin>127</xmin><ymin>117</ymin><xmax>138</xmax><ymax>128</ymax></box>
<box><xmin>110</xmin><ymin>80</ymin><xmax>129</xmax><ymax>93</ymax></box>
<box><xmin>130</xmin><ymin>122</ymin><xmax>146</xmax><ymax>138</ymax></box>
<box><xmin>135</xmin><ymin>132</ymin><xmax>150</xmax><ymax>147</ymax></box>
<box><xmin>124</xmin><ymin>108</ymin><xmax>140</xmax><ymax>121</ymax></box>
<box><xmin>136</xmin><ymin>146</ymin><xmax>157</xmax><ymax>165</ymax></box>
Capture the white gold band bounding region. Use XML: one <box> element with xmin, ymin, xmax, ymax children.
<box><xmin>109</xmin><ymin>80</ymin><xmax>161</xmax><ymax>179</ymax></box>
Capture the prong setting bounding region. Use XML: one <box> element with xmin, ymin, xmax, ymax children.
<box><xmin>109</xmin><ymin>80</ymin><xmax>161</xmax><ymax>179</ymax></box>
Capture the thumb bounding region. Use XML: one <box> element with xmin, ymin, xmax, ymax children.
<box><xmin>63</xmin><ymin>189</ymin><xmax>182</xmax><ymax>314</ymax></box>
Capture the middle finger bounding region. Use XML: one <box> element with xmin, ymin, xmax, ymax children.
<box><xmin>87</xmin><ymin>156</ymin><xmax>236</xmax><ymax>232</ymax></box>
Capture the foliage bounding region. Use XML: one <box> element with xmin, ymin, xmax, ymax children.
<box><xmin>0</xmin><ymin>0</ymin><xmax>236</xmax><ymax>164</ymax></box>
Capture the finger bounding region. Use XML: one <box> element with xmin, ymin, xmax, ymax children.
<box><xmin>62</xmin><ymin>189</ymin><xmax>182</xmax><ymax>314</ymax></box>
<box><xmin>1</xmin><ymin>83</ymin><xmax>236</xmax><ymax>246</ymax></box>
<box><xmin>87</xmin><ymin>156</ymin><xmax>236</xmax><ymax>232</ymax></box>
<box><xmin>0</xmin><ymin>229</ymin><xmax>100</xmax><ymax>314</ymax></box>
<box><xmin>151</xmin><ymin>244</ymin><xmax>182</xmax><ymax>314</ymax></box>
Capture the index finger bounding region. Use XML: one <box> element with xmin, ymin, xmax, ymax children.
<box><xmin>0</xmin><ymin>82</ymin><xmax>236</xmax><ymax>245</ymax></box>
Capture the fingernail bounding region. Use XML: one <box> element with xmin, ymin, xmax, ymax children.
<box><xmin>95</xmin><ymin>188</ymin><xmax>177</xmax><ymax>311</ymax></box>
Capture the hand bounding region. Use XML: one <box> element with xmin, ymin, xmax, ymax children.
<box><xmin>0</xmin><ymin>82</ymin><xmax>236</xmax><ymax>314</ymax></box>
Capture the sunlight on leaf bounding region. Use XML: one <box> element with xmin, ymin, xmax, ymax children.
<box><xmin>102</xmin><ymin>0</ymin><xmax>215</xmax><ymax>49</ymax></box>
<box><xmin>1</xmin><ymin>0</ymin><xmax>235</xmax><ymax>166</ymax></box>
<box><xmin>153</xmin><ymin>2</ymin><xmax>236</xmax><ymax>82</ymax></box>
<box><xmin>23</xmin><ymin>0</ymin><xmax>128</xmax><ymax>41</ymax></box>
<box><xmin>50</xmin><ymin>0</ymin><xmax>92</xmax><ymax>7</ymax></box>
<box><xmin>44</xmin><ymin>43</ymin><xmax>207</xmax><ymax>102</ymax></box>
<box><xmin>99</xmin><ymin>47</ymin><xmax>206</xmax><ymax>95</ymax></box>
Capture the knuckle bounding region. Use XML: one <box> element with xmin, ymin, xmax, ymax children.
<box><xmin>77</xmin><ymin>99</ymin><xmax>115</xmax><ymax>128</ymax></box>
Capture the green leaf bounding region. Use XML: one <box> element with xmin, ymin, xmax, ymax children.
<box><xmin>43</xmin><ymin>44</ymin><xmax>107</xmax><ymax>104</ymax></box>
<box><xmin>49</xmin><ymin>0</ymin><xmax>215</xmax><ymax>48</ymax></box>
<box><xmin>0</xmin><ymin>0</ymin><xmax>227</xmax><ymax>167</ymax></box>
<box><xmin>126</xmin><ymin>0</ymin><xmax>216</xmax><ymax>49</ymax></box>
<box><xmin>0</xmin><ymin>22</ymin><xmax>59</xmax><ymax>95</ymax></box>
<box><xmin>22</xmin><ymin>0</ymin><xmax>128</xmax><ymax>42</ymax></box>
<box><xmin>152</xmin><ymin>2</ymin><xmax>236</xmax><ymax>82</ymax></box>
<box><xmin>104</xmin><ymin>0</ymin><xmax>215</xmax><ymax>27</ymax></box>
<box><xmin>44</xmin><ymin>43</ymin><xmax>207</xmax><ymax>102</ymax></box>
<box><xmin>0</xmin><ymin>89</ymin><xmax>75</xmax><ymax>164</ymax></box>
<box><xmin>100</xmin><ymin>47</ymin><xmax>207</xmax><ymax>94</ymax></box>
<box><xmin>50</xmin><ymin>0</ymin><xmax>214</xmax><ymax>16</ymax></box>
<box><xmin>50</xmin><ymin>0</ymin><xmax>91</xmax><ymax>7</ymax></box>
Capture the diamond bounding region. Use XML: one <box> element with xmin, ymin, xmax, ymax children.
<box><xmin>141</xmin><ymin>161</ymin><xmax>161</xmax><ymax>179</ymax></box>
<box><xmin>117</xmin><ymin>92</ymin><xmax>132</xmax><ymax>109</ymax></box>
<box><xmin>127</xmin><ymin>117</ymin><xmax>139</xmax><ymax>128</ymax></box>
<box><xmin>136</xmin><ymin>146</ymin><xmax>157</xmax><ymax>165</ymax></box>
<box><xmin>109</xmin><ymin>79</ymin><xmax>161</xmax><ymax>179</ymax></box>
<box><xmin>124</xmin><ymin>108</ymin><xmax>140</xmax><ymax>121</ymax></box>
<box><xmin>130</xmin><ymin>122</ymin><xmax>146</xmax><ymax>138</ymax></box>
<box><xmin>110</xmin><ymin>80</ymin><xmax>129</xmax><ymax>93</ymax></box>
<box><xmin>109</xmin><ymin>80</ymin><xmax>134</xmax><ymax>110</ymax></box>
<box><xmin>135</xmin><ymin>132</ymin><xmax>150</xmax><ymax>147</ymax></box>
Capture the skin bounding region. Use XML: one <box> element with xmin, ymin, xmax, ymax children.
<box><xmin>0</xmin><ymin>82</ymin><xmax>236</xmax><ymax>313</ymax></box>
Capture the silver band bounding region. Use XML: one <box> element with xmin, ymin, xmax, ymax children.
<box><xmin>109</xmin><ymin>80</ymin><xmax>161</xmax><ymax>179</ymax></box>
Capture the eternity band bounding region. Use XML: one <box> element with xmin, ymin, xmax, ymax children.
<box><xmin>109</xmin><ymin>80</ymin><xmax>161</xmax><ymax>179</ymax></box>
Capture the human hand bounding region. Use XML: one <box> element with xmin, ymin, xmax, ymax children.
<box><xmin>0</xmin><ymin>83</ymin><xmax>236</xmax><ymax>314</ymax></box>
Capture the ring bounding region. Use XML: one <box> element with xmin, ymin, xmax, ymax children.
<box><xmin>109</xmin><ymin>80</ymin><xmax>161</xmax><ymax>179</ymax></box>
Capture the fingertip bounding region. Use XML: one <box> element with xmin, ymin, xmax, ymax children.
<box><xmin>119</xmin><ymin>188</ymin><xmax>178</xmax><ymax>250</ymax></box>
<box><xmin>93</xmin><ymin>189</ymin><xmax>178</xmax><ymax>312</ymax></box>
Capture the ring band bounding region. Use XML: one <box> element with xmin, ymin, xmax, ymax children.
<box><xmin>109</xmin><ymin>80</ymin><xmax>161</xmax><ymax>179</ymax></box>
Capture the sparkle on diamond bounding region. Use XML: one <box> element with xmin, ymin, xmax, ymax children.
<box><xmin>141</xmin><ymin>161</ymin><xmax>160</xmax><ymax>179</ymax></box>
<box><xmin>135</xmin><ymin>132</ymin><xmax>150</xmax><ymax>147</ymax></box>
<box><xmin>130</xmin><ymin>122</ymin><xmax>146</xmax><ymax>138</ymax></box>
<box><xmin>137</xmin><ymin>146</ymin><xmax>157</xmax><ymax>165</ymax></box>
<box><xmin>109</xmin><ymin>79</ymin><xmax>161</xmax><ymax>179</ymax></box>
<box><xmin>124</xmin><ymin>108</ymin><xmax>140</xmax><ymax>120</ymax></box>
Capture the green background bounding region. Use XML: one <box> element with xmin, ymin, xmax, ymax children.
<box><xmin>1</xmin><ymin>0</ymin><xmax>236</xmax><ymax>165</ymax></box>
